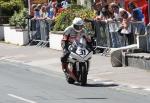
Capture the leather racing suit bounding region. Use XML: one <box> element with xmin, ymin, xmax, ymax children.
<box><xmin>60</xmin><ymin>25</ymin><xmax>92</xmax><ymax>72</ymax></box>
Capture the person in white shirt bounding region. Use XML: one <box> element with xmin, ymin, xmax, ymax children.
<box><xmin>110</xmin><ymin>3</ymin><xmax>131</xmax><ymax>21</ymax></box>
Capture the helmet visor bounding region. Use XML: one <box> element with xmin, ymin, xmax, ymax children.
<box><xmin>74</xmin><ymin>25</ymin><xmax>83</xmax><ymax>31</ymax></box>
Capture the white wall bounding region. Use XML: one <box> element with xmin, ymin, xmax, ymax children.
<box><xmin>0</xmin><ymin>26</ymin><xmax>4</xmax><ymax>40</ymax></box>
<box><xmin>49</xmin><ymin>32</ymin><xmax>63</xmax><ymax>50</ymax></box>
<box><xmin>4</xmin><ymin>26</ymin><xmax>29</xmax><ymax>46</ymax></box>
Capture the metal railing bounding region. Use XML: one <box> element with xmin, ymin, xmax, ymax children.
<box><xmin>29</xmin><ymin>19</ymin><xmax>54</xmax><ymax>47</ymax></box>
<box><xmin>84</xmin><ymin>19</ymin><xmax>112</xmax><ymax>56</ymax></box>
<box><xmin>91</xmin><ymin>20</ymin><xmax>148</xmax><ymax>54</ymax></box>
<box><xmin>146</xmin><ymin>25</ymin><xmax>150</xmax><ymax>52</ymax></box>
<box><xmin>28</xmin><ymin>18</ymin><xmax>149</xmax><ymax>52</ymax></box>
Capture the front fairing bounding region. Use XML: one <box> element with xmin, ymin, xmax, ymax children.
<box><xmin>68</xmin><ymin>37</ymin><xmax>93</xmax><ymax>63</ymax></box>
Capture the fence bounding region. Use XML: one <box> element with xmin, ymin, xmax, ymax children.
<box><xmin>91</xmin><ymin>20</ymin><xmax>111</xmax><ymax>55</ymax></box>
<box><xmin>29</xmin><ymin>19</ymin><xmax>54</xmax><ymax>47</ymax></box>
<box><xmin>92</xmin><ymin>20</ymin><xmax>149</xmax><ymax>54</ymax></box>
<box><xmin>29</xmin><ymin>18</ymin><xmax>150</xmax><ymax>52</ymax></box>
<box><xmin>84</xmin><ymin>19</ymin><xmax>111</xmax><ymax>55</ymax></box>
<box><xmin>146</xmin><ymin>25</ymin><xmax>150</xmax><ymax>52</ymax></box>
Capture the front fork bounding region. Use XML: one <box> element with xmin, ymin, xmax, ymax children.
<box><xmin>76</xmin><ymin>61</ymin><xmax>89</xmax><ymax>81</ymax></box>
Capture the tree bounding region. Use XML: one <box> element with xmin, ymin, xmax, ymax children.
<box><xmin>0</xmin><ymin>0</ymin><xmax>24</xmax><ymax>16</ymax></box>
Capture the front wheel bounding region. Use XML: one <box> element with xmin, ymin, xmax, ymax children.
<box><xmin>79</xmin><ymin>63</ymin><xmax>87</xmax><ymax>86</ymax></box>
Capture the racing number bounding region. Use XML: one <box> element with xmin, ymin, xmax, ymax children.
<box><xmin>79</xmin><ymin>49</ymin><xmax>86</xmax><ymax>55</ymax></box>
<box><xmin>76</xmin><ymin>48</ymin><xmax>87</xmax><ymax>56</ymax></box>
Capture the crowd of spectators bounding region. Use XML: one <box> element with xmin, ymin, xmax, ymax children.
<box><xmin>31</xmin><ymin>0</ymin><xmax>69</xmax><ymax>21</ymax></box>
<box><xmin>29</xmin><ymin>0</ymin><xmax>149</xmax><ymax>48</ymax></box>
<box><xmin>91</xmin><ymin>0</ymin><xmax>149</xmax><ymax>48</ymax></box>
<box><xmin>30</xmin><ymin>0</ymin><xmax>69</xmax><ymax>41</ymax></box>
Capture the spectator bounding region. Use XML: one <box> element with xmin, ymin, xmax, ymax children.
<box><xmin>56</xmin><ymin>0</ymin><xmax>62</xmax><ymax>8</ymax></box>
<box><xmin>40</xmin><ymin>5</ymin><xmax>48</xmax><ymax>19</ymax></box>
<box><xmin>141</xmin><ymin>0</ymin><xmax>149</xmax><ymax>25</ymax></box>
<box><xmin>110</xmin><ymin>3</ymin><xmax>131</xmax><ymax>21</ymax></box>
<box><xmin>128</xmin><ymin>2</ymin><xmax>144</xmax><ymax>21</ymax></box>
<box><xmin>47</xmin><ymin>3</ymin><xmax>56</xmax><ymax>31</ymax></box>
<box><xmin>31</xmin><ymin>4</ymin><xmax>42</xmax><ymax>40</ymax></box>
<box><xmin>112</xmin><ymin>0</ymin><xmax>121</xmax><ymax>7</ymax></box>
<box><xmin>107</xmin><ymin>3</ymin><xmax>121</xmax><ymax>48</ymax></box>
<box><xmin>119</xmin><ymin>10</ymin><xmax>134</xmax><ymax>46</ymax></box>
<box><xmin>100</xmin><ymin>5</ymin><xmax>112</xmax><ymax>20</ymax></box>
<box><xmin>40</xmin><ymin>5</ymin><xmax>49</xmax><ymax>41</ymax></box>
<box><xmin>56</xmin><ymin>0</ymin><xmax>62</xmax><ymax>13</ymax></box>
<box><xmin>128</xmin><ymin>2</ymin><xmax>145</xmax><ymax>43</ymax></box>
<box><xmin>125</xmin><ymin>0</ymin><xmax>147</xmax><ymax>11</ymax></box>
<box><xmin>32</xmin><ymin>4</ymin><xmax>41</xmax><ymax>19</ymax></box>
<box><xmin>47</xmin><ymin>3</ymin><xmax>55</xmax><ymax>19</ymax></box>
<box><xmin>92</xmin><ymin>2</ymin><xmax>101</xmax><ymax>16</ymax></box>
<box><xmin>93</xmin><ymin>0</ymin><xmax>108</xmax><ymax>17</ymax></box>
<box><xmin>31</xmin><ymin>4</ymin><xmax>37</xmax><ymax>17</ymax></box>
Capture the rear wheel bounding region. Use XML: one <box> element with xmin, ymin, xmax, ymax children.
<box><xmin>79</xmin><ymin>63</ymin><xmax>87</xmax><ymax>86</ymax></box>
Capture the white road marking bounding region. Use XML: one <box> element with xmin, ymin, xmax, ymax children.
<box><xmin>128</xmin><ymin>85</ymin><xmax>140</xmax><ymax>89</ymax></box>
<box><xmin>8</xmin><ymin>94</ymin><xmax>37</xmax><ymax>103</ymax></box>
<box><xmin>144</xmin><ymin>88</ymin><xmax>150</xmax><ymax>92</ymax></box>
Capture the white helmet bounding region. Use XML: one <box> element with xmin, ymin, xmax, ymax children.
<box><xmin>72</xmin><ymin>17</ymin><xmax>84</xmax><ymax>32</ymax></box>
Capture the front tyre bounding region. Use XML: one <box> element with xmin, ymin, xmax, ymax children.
<box><xmin>79</xmin><ymin>63</ymin><xmax>87</xmax><ymax>86</ymax></box>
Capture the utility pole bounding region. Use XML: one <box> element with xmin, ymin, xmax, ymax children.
<box><xmin>0</xmin><ymin>8</ymin><xmax>1</xmax><ymax>16</ymax></box>
<box><xmin>27</xmin><ymin>0</ymin><xmax>31</xmax><ymax>42</ymax></box>
<box><xmin>28</xmin><ymin>0</ymin><xmax>31</xmax><ymax>15</ymax></box>
<box><xmin>148</xmin><ymin>0</ymin><xmax>150</xmax><ymax>23</ymax></box>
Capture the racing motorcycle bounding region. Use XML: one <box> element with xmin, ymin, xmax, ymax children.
<box><xmin>65</xmin><ymin>37</ymin><xmax>93</xmax><ymax>86</ymax></box>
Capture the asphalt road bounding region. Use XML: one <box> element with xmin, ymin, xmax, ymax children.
<box><xmin>0</xmin><ymin>60</ymin><xmax>150</xmax><ymax>103</ymax></box>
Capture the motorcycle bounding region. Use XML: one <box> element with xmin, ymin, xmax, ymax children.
<box><xmin>65</xmin><ymin>37</ymin><xmax>93</xmax><ymax>86</ymax></box>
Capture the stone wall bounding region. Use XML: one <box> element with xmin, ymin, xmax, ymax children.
<box><xmin>137</xmin><ymin>35</ymin><xmax>150</xmax><ymax>52</ymax></box>
<box><xmin>127</xmin><ymin>53</ymin><xmax>150</xmax><ymax>69</ymax></box>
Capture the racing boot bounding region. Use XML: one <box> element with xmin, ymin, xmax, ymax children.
<box><xmin>61</xmin><ymin>63</ymin><xmax>68</xmax><ymax>73</ymax></box>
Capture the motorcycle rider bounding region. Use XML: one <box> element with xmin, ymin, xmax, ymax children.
<box><xmin>61</xmin><ymin>17</ymin><xmax>92</xmax><ymax>73</ymax></box>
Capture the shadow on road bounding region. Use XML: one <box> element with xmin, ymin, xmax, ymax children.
<box><xmin>74</xmin><ymin>83</ymin><xmax>119</xmax><ymax>87</ymax></box>
<box><xmin>85</xmin><ymin>83</ymin><xmax>119</xmax><ymax>87</ymax></box>
<box><xmin>77</xmin><ymin>97</ymin><xmax>108</xmax><ymax>100</ymax></box>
